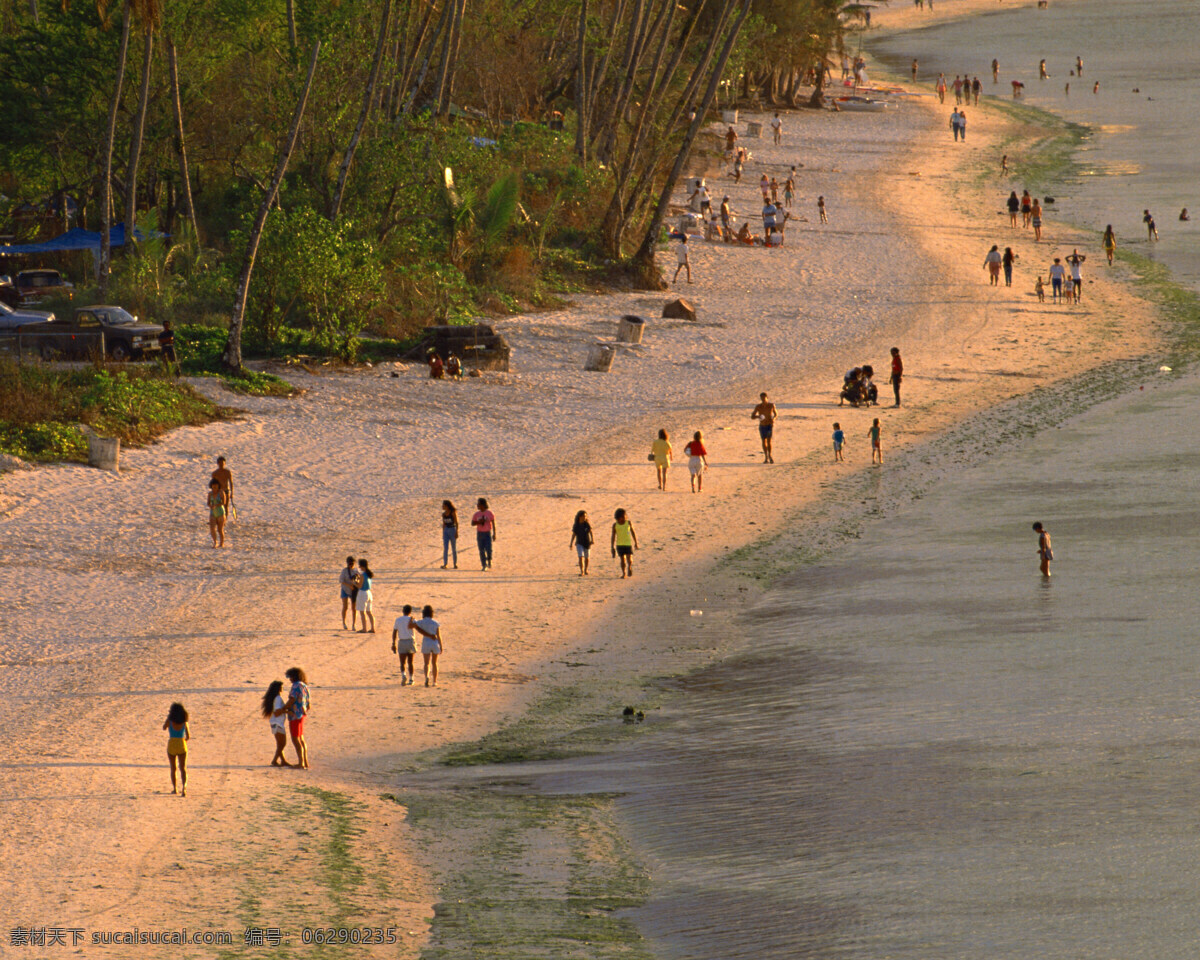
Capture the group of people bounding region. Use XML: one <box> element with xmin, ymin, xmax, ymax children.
<box><xmin>1004</xmin><ymin>190</ymin><xmax>1046</xmax><ymax>241</ymax></box>
<box><xmin>831</xmin><ymin>418</ymin><xmax>884</xmax><ymax>464</ymax></box>
<box><xmin>648</xmin><ymin>428</ymin><xmax>710</xmax><ymax>493</ymax></box>
<box><xmin>935</xmin><ymin>74</ymin><xmax>982</xmax><ymax>106</ymax></box>
<box><xmin>205</xmin><ymin>456</ymin><xmax>234</xmax><ymax>547</ymax></box>
<box><xmin>427</xmin><ymin>350</ymin><xmax>463</xmax><ymax>379</ymax></box>
<box><xmin>840</xmin><ymin>350</ymin><xmax>903</xmax><ymax>408</ymax></box>
<box><xmin>161</xmin><ymin>666</ymin><xmax>312</xmax><ymax>796</ymax></box>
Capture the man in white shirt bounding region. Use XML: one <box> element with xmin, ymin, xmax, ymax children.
<box><xmin>391</xmin><ymin>604</ymin><xmax>417</xmax><ymax>685</ymax></box>
<box><xmin>770</xmin><ymin>113</ymin><xmax>783</xmax><ymax>145</ymax></box>
<box><xmin>1048</xmin><ymin>258</ymin><xmax>1067</xmax><ymax>302</ymax></box>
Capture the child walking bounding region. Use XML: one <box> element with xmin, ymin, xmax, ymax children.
<box><xmin>163</xmin><ymin>702</ymin><xmax>190</xmax><ymax>796</ymax></box>
<box><xmin>611</xmin><ymin>509</ymin><xmax>639</xmax><ymax>579</ymax></box>
<box><xmin>570</xmin><ymin>510</ymin><xmax>594</xmax><ymax>576</ymax></box>
<box><xmin>867</xmin><ymin>418</ymin><xmax>882</xmax><ymax>464</ymax></box>
<box><xmin>832</xmin><ymin>422</ymin><xmax>846</xmax><ymax>461</ymax></box>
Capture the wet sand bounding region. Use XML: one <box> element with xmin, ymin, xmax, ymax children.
<box><xmin>559</xmin><ymin>369</ymin><xmax>1200</xmax><ymax>959</ymax></box>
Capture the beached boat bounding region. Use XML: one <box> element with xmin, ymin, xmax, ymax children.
<box><xmin>834</xmin><ymin>95</ymin><xmax>888</xmax><ymax>112</ymax></box>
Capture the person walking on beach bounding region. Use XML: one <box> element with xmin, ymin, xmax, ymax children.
<box><xmin>1039</xmin><ymin>59</ymin><xmax>1048</xmax><ymax>80</ymax></box>
<box><xmin>441</xmin><ymin>500</ymin><xmax>459</xmax><ymax>569</ymax></box>
<box><xmin>570</xmin><ymin>510</ymin><xmax>594</xmax><ymax>576</ymax></box>
<box><xmin>211</xmin><ymin>456</ymin><xmax>234</xmax><ymax>512</ymax></box>
<box><xmin>1001</xmin><ymin>154</ymin><xmax>1008</xmax><ymax>176</ymax></box>
<box><xmin>725</xmin><ymin>125</ymin><xmax>738</xmax><ymax>156</ymax></box>
<box><xmin>1033</xmin><ymin>521</ymin><xmax>1053</xmax><ymax>577</ymax></box>
<box><xmin>413</xmin><ymin>606</ymin><xmax>443</xmax><ymax>686</ymax></box>
<box><xmin>1003</xmin><ymin>247</ymin><xmax>1019</xmax><ymax>287</ymax></box>
<box><xmin>650</xmin><ymin>428</ymin><xmax>673</xmax><ymax>490</ymax></box>
<box><xmin>784</xmin><ymin>178</ymin><xmax>794</xmax><ymax>210</ymax></box>
<box><xmin>752</xmin><ymin>392</ymin><xmax>777</xmax><ymax>463</ymax></box>
<box><xmin>684</xmin><ymin>431</ymin><xmax>709</xmax><ymax>493</ymax></box>
<box><xmin>867</xmin><ymin>418</ymin><xmax>883</xmax><ymax>464</ymax></box>
<box><xmin>355</xmin><ymin>558</ymin><xmax>375</xmax><ymax>633</ymax></box>
<box><xmin>1066</xmin><ymin>249</ymin><xmax>1086</xmax><ymax>301</ymax></box>
<box><xmin>935</xmin><ymin>73</ymin><xmax>946</xmax><ymax>103</ymax></box>
<box><xmin>284</xmin><ymin>667</ymin><xmax>310</xmax><ymax>769</ymax></box>
<box><xmin>1049</xmin><ymin>258</ymin><xmax>1066</xmax><ymax>302</ymax></box>
<box><xmin>889</xmin><ymin>347</ymin><xmax>903</xmax><ymax>406</ymax></box>
<box><xmin>817</xmin><ymin>195</ymin><xmax>828</xmax><ymax>224</ymax></box>
<box><xmin>163</xmin><ymin>702</ymin><xmax>190</xmax><ymax>796</ymax></box>
<box><xmin>984</xmin><ymin>245</ymin><xmax>1003</xmax><ymax>285</ymax></box>
<box><xmin>956</xmin><ymin>109</ymin><xmax>967</xmax><ymax>141</ymax></box>
<box><xmin>1102</xmin><ymin>224</ymin><xmax>1117</xmax><ymax>265</ymax></box>
<box><xmin>953</xmin><ymin>75</ymin><xmax>963</xmax><ymax>104</ymax></box>
<box><xmin>832</xmin><ymin>423</ymin><xmax>846</xmax><ymax>462</ymax></box>
<box><xmin>392</xmin><ymin>604</ymin><xmax>417</xmax><ymax>685</ymax></box>
<box><xmin>471</xmin><ymin>498</ymin><xmax>496</xmax><ymax>570</ymax></box>
<box><xmin>770</xmin><ymin>112</ymin><xmax>783</xmax><ymax>145</ymax></box>
<box><xmin>992</xmin><ymin>58</ymin><xmax>999</xmax><ymax>83</ymax></box>
<box><xmin>261</xmin><ymin>680</ymin><xmax>291</xmax><ymax>766</ymax></box>
<box><xmin>206</xmin><ymin>479</ymin><xmax>226</xmax><ymax>548</ymax></box>
<box><xmin>673</xmin><ymin>233</ymin><xmax>692</xmax><ymax>285</ymax></box>
<box><xmin>1021</xmin><ymin>189</ymin><xmax>1033</xmax><ymax>227</ymax></box>
<box><xmin>611</xmin><ymin>508</ymin><xmax>639</xmax><ymax>579</ymax></box>
<box><xmin>1031</xmin><ymin>198</ymin><xmax>1043</xmax><ymax>241</ymax></box>
<box><xmin>949</xmin><ymin>109</ymin><xmax>963</xmax><ymax>141</ymax></box>
<box><xmin>339</xmin><ymin>555</ymin><xmax>358</xmax><ymax>629</ymax></box>
<box><xmin>1144</xmin><ymin>209</ymin><xmax>1158</xmax><ymax>241</ymax></box>
<box><xmin>1007</xmin><ymin>191</ymin><xmax>1020</xmax><ymax>226</ymax></box>
<box><xmin>972</xmin><ymin>76</ymin><xmax>981</xmax><ymax>105</ymax></box>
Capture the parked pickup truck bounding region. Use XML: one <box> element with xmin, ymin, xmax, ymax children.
<box><xmin>22</xmin><ymin>305</ymin><xmax>163</xmax><ymax>361</ymax></box>
<box><xmin>15</xmin><ymin>269</ymin><xmax>74</xmax><ymax>304</ymax></box>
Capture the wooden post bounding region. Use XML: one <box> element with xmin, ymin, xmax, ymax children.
<box><xmin>584</xmin><ymin>344</ymin><xmax>616</xmax><ymax>372</ymax></box>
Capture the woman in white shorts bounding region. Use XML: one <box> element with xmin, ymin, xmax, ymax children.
<box><xmin>355</xmin><ymin>558</ymin><xmax>376</xmax><ymax>633</ymax></box>
<box><xmin>413</xmin><ymin>605</ymin><xmax>443</xmax><ymax>687</ymax></box>
<box><xmin>683</xmin><ymin>431</ymin><xmax>709</xmax><ymax>493</ymax></box>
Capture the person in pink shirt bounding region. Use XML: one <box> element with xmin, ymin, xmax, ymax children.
<box><xmin>471</xmin><ymin>497</ymin><xmax>497</xmax><ymax>570</ymax></box>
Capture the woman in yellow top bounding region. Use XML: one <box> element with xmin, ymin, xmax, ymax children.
<box><xmin>650</xmin><ymin>429</ymin><xmax>673</xmax><ymax>490</ymax></box>
<box><xmin>611</xmin><ymin>508</ymin><xmax>639</xmax><ymax>579</ymax></box>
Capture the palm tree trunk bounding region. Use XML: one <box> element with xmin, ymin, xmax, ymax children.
<box><xmin>124</xmin><ymin>25</ymin><xmax>154</xmax><ymax>244</ymax></box>
<box><xmin>573</xmin><ymin>0</ymin><xmax>588</xmax><ymax>160</ymax></box>
<box><xmin>330</xmin><ymin>0</ymin><xmax>392</xmax><ymax>220</ymax></box>
<box><xmin>633</xmin><ymin>0</ymin><xmax>750</xmax><ymax>284</ymax></box>
<box><xmin>166</xmin><ymin>38</ymin><xmax>200</xmax><ymax>242</ymax></box>
<box><xmin>99</xmin><ymin>0</ymin><xmax>132</xmax><ymax>294</ymax></box>
<box><xmin>223</xmin><ymin>40</ymin><xmax>321</xmax><ymax>372</ymax></box>
<box><xmin>286</xmin><ymin>0</ymin><xmax>297</xmax><ymax>52</ymax></box>
<box><xmin>29</xmin><ymin>0</ymin><xmax>39</xmax><ymax>24</ymax></box>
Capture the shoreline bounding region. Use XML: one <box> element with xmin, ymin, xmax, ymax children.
<box><xmin>0</xmin><ymin>49</ymin><xmax>1174</xmax><ymax>960</ymax></box>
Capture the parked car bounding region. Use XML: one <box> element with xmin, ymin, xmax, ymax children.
<box><xmin>0</xmin><ymin>300</ymin><xmax>55</xmax><ymax>329</ymax></box>
<box><xmin>16</xmin><ymin>269</ymin><xmax>75</xmax><ymax>304</ymax></box>
<box><xmin>23</xmin><ymin>305</ymin><xmax>162</xmax><ymax>361</ymax></box>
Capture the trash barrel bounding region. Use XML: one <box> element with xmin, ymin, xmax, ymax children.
<box><xmin>88</xmin><ymin>435</ymin><xmax>121</xmax><ymax>472</ymax></box>
<box><xmin>616</xmin><ymin>316</ymin><xmax>646</xmax><ymax>344</ymax></box>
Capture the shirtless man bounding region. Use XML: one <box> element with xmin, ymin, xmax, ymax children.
<box><xmin>211</xmin><ymin>456</ymin><xmax>234</xmax><ymax>509</ymax></box>
<box><xmin>751</xmin><ymin>392</ymin><xmax>777</xmax><ymax>464</ymax></box>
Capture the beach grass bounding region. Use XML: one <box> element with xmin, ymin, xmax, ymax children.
<box><xmin>0</xmin><ymin>359</ymin><xmax>238</xmax><ymax>462</ymax></box>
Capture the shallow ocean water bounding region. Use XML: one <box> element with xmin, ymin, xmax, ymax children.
<box><xmin>869</xmin><ymin>0</ymin><xmax>1200</xmax><ymax>292</ymax></box>
<box><xmin>548</xmin><ymin>371</ymin><xmax>1200</xmax><ymax>958</ymax></box>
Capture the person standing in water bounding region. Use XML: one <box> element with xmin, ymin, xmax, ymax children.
<box><xmin>1102</xmin><ymin>224</ymin><xmax>1116</xmax><ymax>265</ymax></box>
<box><xmin>611</xmin><ymin>509</ymin><xmax>639</xmax><ymax>579</ymax></box>
<box><xmin>163</xmin><ymin>702</ymin><xmax>190</xmax><ymax>795</ymax></box>
<box><xmin>752</xmin><ymin>392</ymin><xmax>777</xmax><ymax>463</ymax></box>
<box><xmin>992</xmin><ymin>58</ymin><xmax>999</xmax><ymax>83</ymax></box>
<box><xmin>911</xmin><ymin>59</ymin><xmax>919</xmax><ymax>81</ymax></box>
<box><xmin>1033</xmin><ymin>522</ymin><xmax>1053</xmax><ymax>577</ymax></box>
<box><xmin>1144</xmin><ymin>209</ymin><xmax>1159</xmax><ymax>241</ymax></box>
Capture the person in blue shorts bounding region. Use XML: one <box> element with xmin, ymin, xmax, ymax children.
<box><xmin>751</xmin><ymin>392</ymin><xmax>777</xmax><ymax>463</ymax></box>
<box><xmin>832</xmin><ymin>422</ymin><xmax>846</xmax><ymax>462</ymax></box>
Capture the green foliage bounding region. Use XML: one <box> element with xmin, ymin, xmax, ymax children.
<box><xmin>174</xmin><ymin>324</ymin><xmax>294</xmax><ymax>395</ymax></box>
<box><xmin>0</xmin><ymin>360</ymin><xmax>233</xmax><ymax>462</ymax></box>
<box><xmin>228</xmin><ymin>207</ymin><xmax>384</xmax><ymax>360</ymax></box>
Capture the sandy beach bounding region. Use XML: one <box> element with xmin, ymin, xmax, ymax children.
<box><xmin>0</xmin><ymin>43</ymin><xmax>1164</xmax><ymax>957</ymax></box>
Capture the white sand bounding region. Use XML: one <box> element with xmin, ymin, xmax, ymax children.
<box><xmin>0</xmin><ymin>72</ymin><xmax>1158</xmax><ymax>953</ymax></box>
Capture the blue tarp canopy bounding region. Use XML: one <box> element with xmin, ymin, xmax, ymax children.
<box><xmin>0</xmin><ymin>223</ymin><xmax>158</xmax><ymax>257</ymax></box>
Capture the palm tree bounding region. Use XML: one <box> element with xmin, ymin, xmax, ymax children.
<box><xmin>97</xmin><ymin>0</ymin><xmax>132</xmax><ymax>294</ymax></box>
